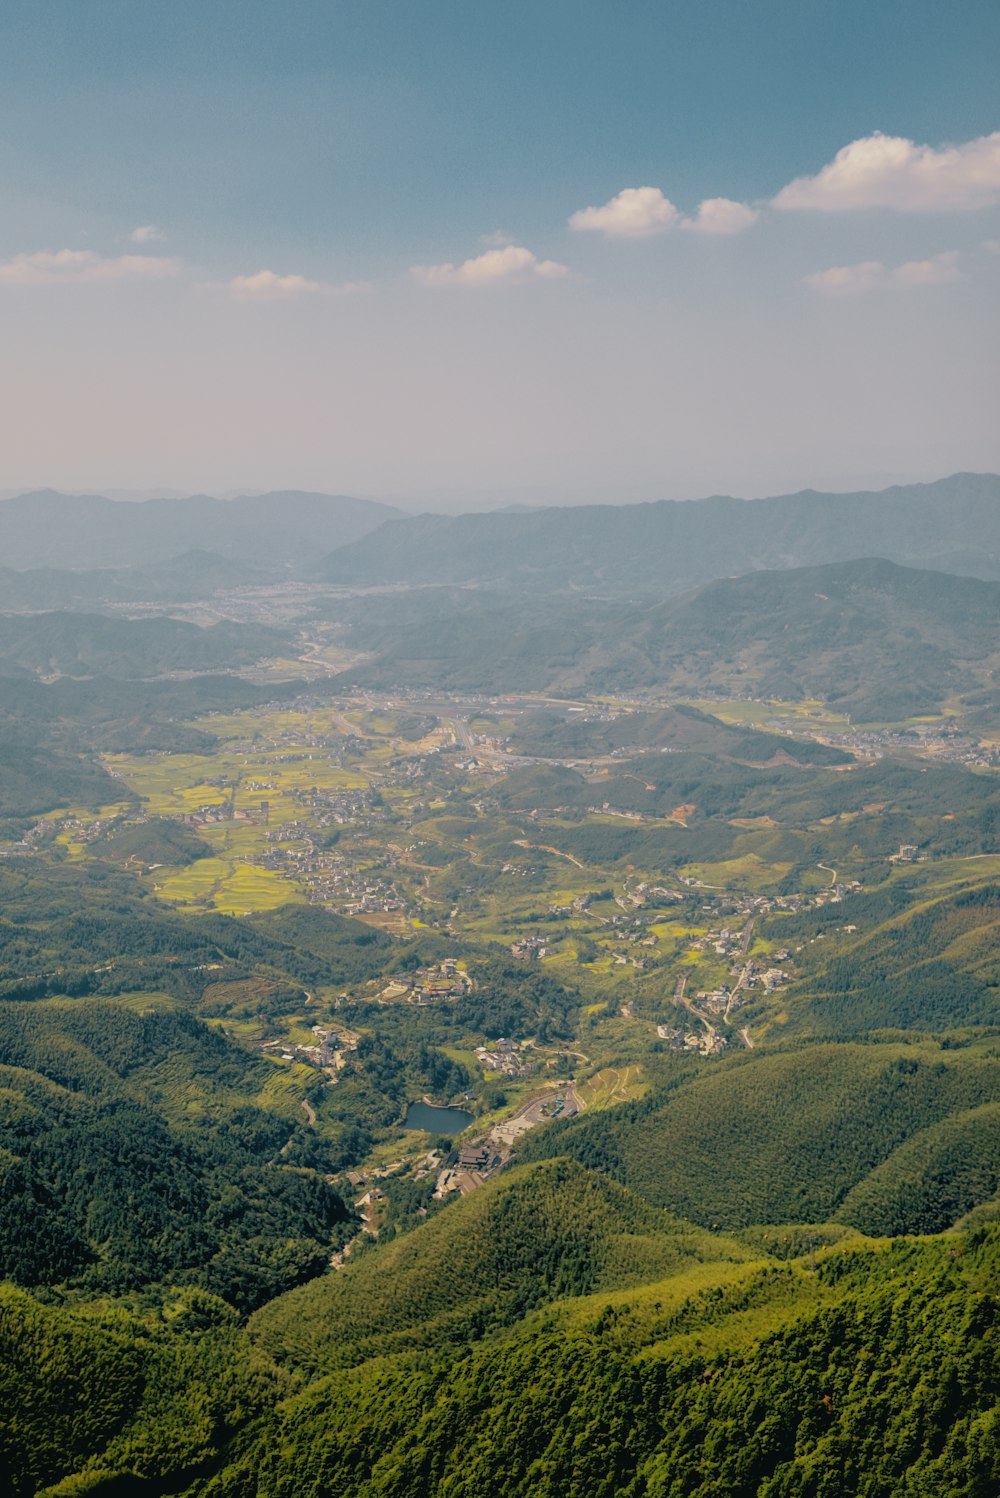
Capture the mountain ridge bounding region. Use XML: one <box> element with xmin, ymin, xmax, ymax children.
<box><xmin>319</xmin><ymin>472</ymin><xmax>1000</xmax><ymax>595</ymax></box>
<box><xmin>0</xmin><ymin>489</ymin><xmax>402</xmax><ymax>570</ymax></box>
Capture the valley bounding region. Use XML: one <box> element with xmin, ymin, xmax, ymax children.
<box><xmin>0</xmin><ymin>481</ymin><xmax>997</xmax><ymax>1496</ymax></box>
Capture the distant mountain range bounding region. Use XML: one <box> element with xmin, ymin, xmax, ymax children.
<box><xmin>0</xmin><ymin>490</ymin><xmax>401</xmax><ymax>571</ymax></box>
<box><xmin>1</xmin><ymin>475</ymin><xmax>998</xmax><ymax>622</ymax></box>
<box><xmin>319</xmin><ymin>472</ymin><xmax>1000</xmax><ymax>596</ymax></box>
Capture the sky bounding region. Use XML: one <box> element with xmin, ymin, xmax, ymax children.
<box><xmin>0</xmin><ymin>0</ymin><xmax>998</xmax><ymax>508</ymax></box>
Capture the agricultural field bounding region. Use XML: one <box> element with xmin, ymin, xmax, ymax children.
<box><xmin>26</xmin><ymin>682</ymin><xmax>994</xmax><ymax>1212</ymax></box>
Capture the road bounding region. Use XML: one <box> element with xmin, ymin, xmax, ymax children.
<box><xmin>444</xmin><ymin>717</ymin><xmax>474</xmax><ymax>752</ymax></box>
<box><xmin>673</xmin><ymin>970</ymin><xmax>714</xmax><ymax>1033</ymax></box>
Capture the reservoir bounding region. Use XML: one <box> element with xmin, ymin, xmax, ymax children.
<box><xmin>403</xmin><ymin>1100</ymin><xmax>475</xmax><ymax>1135</ymax></box>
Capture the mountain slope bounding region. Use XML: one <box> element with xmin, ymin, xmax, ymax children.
<box><xmin>250</xmin><ymin>1158</ymin><xmax>750</xmax><ymax>1374</ymax></box>
<box><xmin>5</xmin><ymin>1202</ymin><xmax>999</xmax><ymax>1496</ymax></box>
<box><xmin>334</xmin><ymin>557</ymin><xmax>1000</xmax><ymax>718</ymax></box>
<box><xmin>0</xmin><ymin>998</ymin><xmax>349</xmax><ymax>1308</ymax></box>
<box><xmin>209</xmin><ymin>1223</ymin><xmax>1000</xmax><ymax>1498</ymax></box>
<box><xmin>0</xmin><ymin>611</ymin><xmax>288</xmax><ymax>680</ymax></box>
<box><xmin>521</xmin><ymin>1041</ymin><xmax>1000</xmax><ymax>1232</ymax></box>
<box><xmin>0</xmin><ymin>550</ymin><xmax>267</xmax><ymax>611</ymax></box>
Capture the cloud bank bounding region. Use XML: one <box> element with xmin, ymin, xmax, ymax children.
<box><xmin>228</xmin><ymin>270</ymin><xmax>369</xmax><ymax>300</ymax></box>
<box><xmin>804</xmin><ymin>250</ymin><xmax>962</xmax><ymax>295</ymax></box>
<box><xmin>411</xmin><ymin>245</ymin><xmax>568</xmax><ymax>286</ymax></box>
<box><xmin>774</xmin><ymin>131</ymin><xmax>1000</xmax><ymax>212</ymax></box>
<box><xmin>0</xmin><ymin>249</ymin><xmax>182</xmax><ymax>285</ymax></box>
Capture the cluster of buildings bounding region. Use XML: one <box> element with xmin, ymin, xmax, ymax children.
<box><xmin>377</xmin><ymin>960</ymin><xmax>470</xmax><ymax>1004</ymax></box>
<box><xmin>814</xmin><ymin>722</ymin><xmax>1000</xmax><ymax>768</ymax></box>
<box><xmin>257</xmin><ymin>1022</ymin><xmax>350</xmax><ymax>1075</ymax></box>
<box><xmin>257</xmin><ymin>828</ymin><xmax>406</xmax><ymax>916</ymax></box>
<box><xmin>510</xmin><ymin>934</ymin><xmax>549</xmax><ymax>959</ymax></box>
<box><xmin>656</xmin><ymin>1024</ymin><xmax>728</xmax><ymax>1056</ymax></box>
<box><xmin>475</xmin><ymin>1038</ymin><xmax>531</xmax><ymax>1077</ymax></box>
<box><xmin>293</xmin><ymin>786</ymin><xmax>375</xmax><ymax>823</ymax></box>
<box><xmin>0</xmin><ymin>816</ymin><xmax>52</xmax><ymax>856</ymax></box>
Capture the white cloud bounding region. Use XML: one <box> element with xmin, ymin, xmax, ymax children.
<box><xmin>803</xmin><ymin>260</ymin><xmax>887</xmax><ymax>295</ymax></box>
<box><xmin>681</xmin><ymin>197</ymin><xmax>758</xmax><ymax>235</ymax></box>
<box><xmin>410</xmin><ymin>245</ymin><xmax>568</xmax><ymax>287</ymax></box>
<box><xmin>0</xmin><ymin>249</ymin><xmax>182</xmax><ymax>285</ymax></box>
<box><xmin>981</xmin><ymin>239</ymin><xmax>1000</xmax><ymax>255</ymax></box>
<box><xmin>129</xmin><ymin>224</ymin><xmax>164</xmax><ymax>243</ymax></box>
<box><xmin>229</xmin><ymin>270</ymin><xmax>322</xmax><ymax>300</ymax></box>
<box><xmin>568</xmin><ymin>186</ymin><xmax>679</xmax><ymax>238</ymax></box>
<box><xmin>890</xmin><ymin>250</ymin><xmax>962</xmax><ymax>287</ymax></box>
<box><xmin>803</xmin><ymin>251</ymin><xmax>962</xmax><ymax>295</ymax></box>
<box><xmin>774</xmin><ymin>130</ymin><xmax>1000</xmax><ymax>212</ymax></box>
<box><xmin>228</xmin><ymin>270</ymin><xmax>369</xmax><ymax>300</ymax></box>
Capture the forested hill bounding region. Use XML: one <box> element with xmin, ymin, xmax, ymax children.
<box><xmin>0</xmin><ymin>611</ymin><xmax>289</xmax><ymax>680</ymax></box>
<box><xmin>0</xmin><ymin>489</ymin><xmax>401</xmax><ymax>570</ymax></box>
<box><xmin>5</xmin><ymin>1168</ymin><xmax>998</xmax><ymax>1495</ymax></box>
<box><xmin>319</xmin><ymin>471</ymin><xmax>1000</xmax><ymax>595</ymax></box>
<box><xmin>586</xmin><ymin>557</ymin><xmax>1000</xmax><ymax>719</ymax></box>
<box><xmin>335</xmin><ymin>556</ymin><xmax>1000</xmax><ymax>718</ymax></box>
<box><xmin>0</xmin><ymin>550</ymin><xmax>267</xmax><ymax>611</ymax></box>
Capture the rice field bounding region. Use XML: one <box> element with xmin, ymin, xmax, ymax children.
<box><xmin>153</xmin><ymin>856</ymin><xmax>301</xmax><ymax>914</ymax></box>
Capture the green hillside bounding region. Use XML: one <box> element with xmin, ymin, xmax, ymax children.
<box><xmin>491</xmin><ymin>745</ymin><xmax>999</xmax><ymax>879</ymax></box>
<box><xmin>4</xmin><ymin>1187</ymin><xmax>998</xmax><ymax>1496</ymax></box>
<box><xmin>331</xmin><ymin>556</ymin><xmax>1000</xmax><ymax>717</ymax></box>
<box><xmin>600</xmin><ymin>558</ymin><xmax>1000</xmax><ymax>719</ymax></box>
<box><xmin>95</xmin><ymin>816</ymin><xmax>213</xmax><ymax>868</ymax></box>
<box><xmin>0</xmin><ymin>1281</ymin><xmax>284</xmax><ymax>1498</ymax></box>
<box><xmin>199</xmin><ymin>1220</ymin><xmax>1000</xmax><ymax>1498</ymax></box>
<box><xmin>508</xmin><ymin>703</ymin><xmax>850</xmax><ymax>765</ymax></box>
<box><xmin>782</xmin><ymin>880</ymin><xmax>1000</xmax><ymax>1035</ymax></box>
<box><xmin>250</xmin><ymin>1158</ymin><xmax>751</xmax><ymax>1374</ymax></box>
<box><xmin>521</xmin><ymin>1042</ymin><xmax>1000</xmax><ymax>1233</ymax></box>
<box><xmin>0</xmin><ymin>998</ymin><xmax>350</xmax><ymax>1308</ymax></box>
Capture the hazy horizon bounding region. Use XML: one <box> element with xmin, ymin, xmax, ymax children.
<box><xmin>0</xmin><ymin>464</ymin><xmax>995</xmax><ymax>517</ymax></box>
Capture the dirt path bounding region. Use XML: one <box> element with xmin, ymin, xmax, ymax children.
<box><xmin>513</xmin><ymin>838</ymin><xmax>591</xmax><ymax>870</ymax></box>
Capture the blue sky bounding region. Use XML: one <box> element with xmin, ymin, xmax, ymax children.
<box><xmin>1</xmin><ymin>1</ymin><xmax>998</xmax><ymax>503</ymax></box>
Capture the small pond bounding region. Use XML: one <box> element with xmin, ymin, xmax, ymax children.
<box><xmin>403</xmin><ymin>1101</ymin><xmax>475</xmax><ymax>1135</ymax></box>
